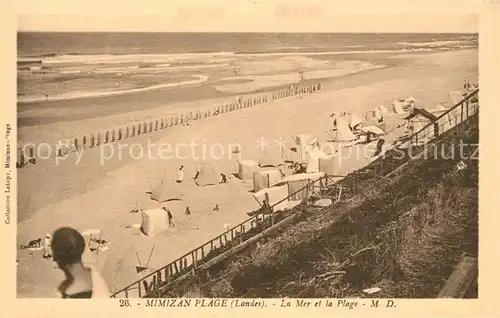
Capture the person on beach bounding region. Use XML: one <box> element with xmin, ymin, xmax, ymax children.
<box><xmin>261</xmin><ymin>199</ymin><xmax>272</xmax><ymax>215</ymax></box>
<box><xmin>373</xmin><ymin>139</ymin><xmax>385</xmax><ymax>157</ymax></box>
<box><xmin>51</xmin><ymin>227</ymin><xmax>110</xmax><ymax>298</ymax></box>
<box><xmin>163</xmin><ymin>207</ymin><xmax>175</xmax><ymax>227</ymax></box>
<box><xmin>43</xmin><ymin>233</ymin><xmax>52</xmax><ymax>259</ymax></box>
<box><xmin>177</xmin><ymin>166</ymin><xmax>184</xmax><ymax>183</ymax></box>
<box><xmin>220</xmin><ymin>173</ymin><xmax>228</xmax><ymax>184</ymax></box>
<box><xmin>185</xmin><ymin>206</ymin><xmax>191</xmax><ymax>216</ymax></box>
<box><xmin>44</xmin><ymin>93</ymin><xmax>49</xmax><ymax>101</ymax></box>
<box><xmin>464</xmin><ymin>80</ymin><xmax>472</xmax><ymax>92</ymax></box>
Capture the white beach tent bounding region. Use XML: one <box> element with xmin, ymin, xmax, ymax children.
<box><xmin>237</xmin><ymin>160</ymin><xmax>259</xmax><ymax>179</ymax></box>
<box><xmin>258</xmin><ymin>147</ymin><xmax>285</xmax><ymax>167</ymax></box>
<box><xmin>392</xmin><ymin>100</ymin><xmax>408</xmax><ymax>115</ymax></box>
<box><xmin>361</xmin><ymin>126</ymin><xmax>386</xmax><ymax>136</ymax></box>
<box><xmin>253</xmin><ymin>169</ymin><xmax>282</xmax><ymax>192</ymax></box>
<box><xmin>150</xmin><ymin>180</ymin><xmax>183</xmax><ymax>202</ymax></box>
<box><xmin>333</xmin><ymin>117</ymin><xmax>357</xmax><ymax>142</ymax></box>
<box><xmin>141</xmin><ymin>208</ymin><xmax>169</xmax><ymax>236</ymax></box>
<box><xmin>306</xmin><ymin>147</ymin><xmax>335</xmax><ymax>173</ymax></box>
<box><xmin>348</xmin><ymin>114</ymin><xmax>363</xmax><ymax>129</ymax></box>
<box><xmin>195</xmin><ymin>165</ymin><xmax>220</xmax><ymax>186</ymax></box>
<box><xmin>252</xmin><ymin>185</ymin><xmax>290</xmax><ymax>212</ymax></box>
<box><xmin>378</xmin><ymin>105</ymin><xmax>392</xmax><ymax>116</ymax></box>
<box><xmin>365</xmin><ymin>109</ymin><xmax>383</xmax><ymax>121</ymax></box>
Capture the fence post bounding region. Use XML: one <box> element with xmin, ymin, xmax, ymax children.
<box><xmin>192</xmin><ymin>250</ymin><xmax>197</xmax><ymax>275</ymax></box>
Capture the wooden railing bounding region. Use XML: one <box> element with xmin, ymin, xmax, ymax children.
<box><xmin>437</xmin><ymin>256</ymin><xmax>478</xmax><ymax>298</ymax></box>
<box><xmin>110</xmin><ymin>88</ymin><xmax>479</xmax><ymax>298</ymax></box>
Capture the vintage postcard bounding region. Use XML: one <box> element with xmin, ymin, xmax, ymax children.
<box><xmin>1</xmin><ymin>0</ymin><xmax>499</xmax><ymax>317</ymax></box>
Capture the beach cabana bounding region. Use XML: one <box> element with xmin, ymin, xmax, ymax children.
<box><xmin>392</xmin><ymin>100</ymin><xmax>408</xmax><ymax>115</ymax></box>
<box><xmin>348</xmin><ymin>114</ymin><xmax>363</xmax><ymax>130</ymax></box>
<box><xmin>258</xmin><ymin>148</ymin><xmax>285</xmax><ymax>167</ymax></box>
<box><xmin>332</xmin><ymin>117</ymin><xmax>357</xmax><ymax>143</ymax></box>
<box><xmin>252</xmin><ymin>185</ymin><xmax>290</xmax><ymax>212</ymax></box>
<box><xmin>150</xmin><ymin>180</ymin><xmax>183</xmax><ymax>202</ymax></box>
<box><xmin>404</xmin><ymin>108</ymin><xmax>438</xmax><ymax>137</ymax></box>
<box><xmin>306</xmin><ymin>147</ymin><xmax>335</xmax><ymax>173</ymax></box>
<box><xmin>253</xmin><ymin>169</ymin><xmax>282</xmax><ymax>192</ymax></box>
<box><xmin>195</xmin><ymin>165</ymin><xmax>220</xmax><ymax>186</ymax></box>
<box><xmin>141</xmin><ymin>208</ymin><xmax>170</xmax><ymax>237</ymax></box>
<box><xmin>237</xmin><ymin>160</ymin><xmax>259</xmax><ymax>179</ymax></box>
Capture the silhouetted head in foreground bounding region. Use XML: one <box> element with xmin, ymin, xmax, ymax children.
<box><xmin>52</xmin><ymin>227</ymin><xmax>85</xmax><ymax>269</ymax></box>
<box><xmin>51</xmin><ymin>227</ymin><xmax>110</xmax><ymax>298</ymax></box>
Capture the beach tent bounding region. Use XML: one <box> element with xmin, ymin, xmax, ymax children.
<box><xmin>293</xmin><ymin>133</ymin><xmax>319</xmax><ymax>162</ymax></box>
<box><xmin>319</xmin><ymin>141</ymin><xmax>339</xmax><ymax>156</ymax></box>
<box><xmin>429</xmin><ymin>103</ymin><xmax>448</xmax><ymax>117</ymax></box>
<box><xmin>361</xmin><ymin>126</ymin><xmax>386</xmax><ymax>136</ymax></box>
<box><xmin>237</xmin><ymin>160</ymin><xmax>259</xmax><ymax>179</ymax></box>
<box><xmin>150</xmin><ymin>180</ymin><xmax>183</xmax><ymax>202</ymax></box>
<box><xmin>332</xmin><ymin>117</ymin><xmax>357</xmax><ymax>142</ymax></box>
<box><xmin>348</xmin><ymin>114</ymin><xmax>363</xmax><ymax>130</ymax></box>
<box><xmin>318</xmin><ymin>154</ymin><xmax>344</xmax><ymax>176</ymax></box>
<box><xmin>365</xmin><ymin>109</ymin><xmax>383</xmax><ymax>121</ymax></box>
<box><xmin>392</xmin><ymin>100</ymin><xmax>408</xmax><ymax>115</ymax></box>
<box><xmin>253</xmin><ymin>169</ymin><xmax>282</xmax><ymax>192</ymax></box>
<box><xmin>195</xmin><ymin>165</ymin><xmax>220</xmax><ymax>186</ymax></box>
<box><xmin>294</xmin><ymin>133</ymin><xmax>317</xmax><ymax>147</ymax></box>
<box><xmin>259</xmin><ymin>147</ymin><xmax>285</xmax><ymax>167</ymax></box>
<box><xmin>252</xmin><ymin>185</ymin><xmax>290</xmax><ymax>212</ymax></box>
<box><xmin>279</xmin><ymin>172</ymin><xmax>326</xmax><ymax>200</ymax></box>
<box><xmin>306</xmin><ymin>147</ymin><xmax>334</xmax><ymax>173</ymax></box>
<box><xmin>101</xmin><ymin>242</ymin><xmax>157</xmax><ymax>295</ymax></box>
<box><xmin>141</xmin><ymin>208</ymin><xmax>170</xmax><ymax>236</ymax></box>
<box><xmin>378</xmin><ymin>105</ymin><xmax>392</xmax><ymax>116</ymax></box>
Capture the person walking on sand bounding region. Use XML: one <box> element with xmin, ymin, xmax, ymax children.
<box><xmin>43</xmin><ymin>233</ymin><xmax>52</xmax><ymax>259</ymax></box>
<box><xmin>163</xmin><ymin>207</ymin><xmax>175</xmax><ymax>227</ymax></box>
<box><xmin>220</xmin><ymin>173</ymin><xmax>228</xmax><ymax>184</ymax></box>
<box><xmin>185</xmin><ymin>206</ymin><xmax>191</xmax><ymax>216</ymax></box>
<box><xmin>51</xmin><ymin>227</ymin><xmax>110</xmax><ymax>298</ymax></box>
<box><xmin>176</xmin><ymin>166</ymin><xmax>184</xmax><ymax>183</ymax></box>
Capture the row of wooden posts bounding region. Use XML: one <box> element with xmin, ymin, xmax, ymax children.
<box><xmin>17</xmin><ymin>83</ymin><xmax>322</xmax><ymax>167</ymax></box>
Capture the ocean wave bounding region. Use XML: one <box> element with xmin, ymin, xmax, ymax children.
<box><xmin>397</xmin><ymin>40</ymin><xmax>474</xmax><ymax>47</ymax></box>
<box><xmin>18</xmin><ymin>52</ymin><xmax>236</xmax><ymax>65</ymax></box>
<box><xmin>17</xmin><ymin>74</ymin><xmax>209</xmax><ymax>104</ymax></box>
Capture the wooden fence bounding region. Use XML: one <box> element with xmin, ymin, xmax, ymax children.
<box><xmin>437</xmin><ymin>256</ymin><xmax>477</xmax><ymax>298</ymax></box>
<box><xmin>109</xmin><ymin>88</ymin><xmax>479</xmax><ymax>298</ymax></box>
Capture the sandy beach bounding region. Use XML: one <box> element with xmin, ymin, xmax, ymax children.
<box><xmin>16</xmin><ymin>49</ymin><xmax>478</xmax><ymax>298</ymax></box>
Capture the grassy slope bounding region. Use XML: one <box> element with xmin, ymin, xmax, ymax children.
<box><xmin>163</xmin><ymin>114</ymin><xmax>478</xmax><ymax>298</ymax></box>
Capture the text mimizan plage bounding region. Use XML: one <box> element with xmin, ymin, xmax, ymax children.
<box><xmin>118</xmin><ymin>298</ymin><xmax>397</xmax><ymax>309</ymax></box>
<box><xmin>3</xmin><ymin>123</ymin><xmax>12</xmax><ymax>225</ymax></box>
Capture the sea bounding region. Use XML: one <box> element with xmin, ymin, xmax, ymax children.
<box><xmin>18</xmin><ymin>32</ymin><xmax>477</xmax><ymax>57</ymax></box>
<box><xmin>17</xmin><ymin>32</ymin><xmax>478</xmax><ymax>127</ymax></box>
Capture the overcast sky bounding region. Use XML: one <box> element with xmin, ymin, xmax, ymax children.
<box><xmin>15</xmin><ymin>0</ymin><xmax>479</xmax><ymax>33</ymax></box>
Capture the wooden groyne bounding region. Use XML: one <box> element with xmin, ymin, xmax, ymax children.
<box><xmin>16</xmin><ymin>83</ymin><xmax>322</xmax><ymax>168</ymax></box>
